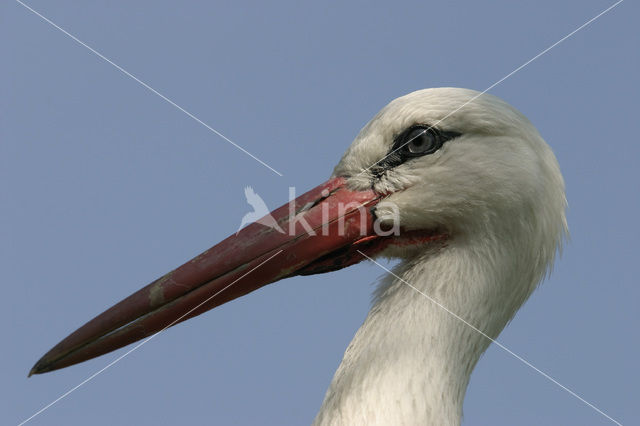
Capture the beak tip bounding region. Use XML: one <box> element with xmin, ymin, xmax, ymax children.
<box><xmin>29</xmin><ymin>357</ymin><xmax>50</xmax><ymax>377</ymax></box>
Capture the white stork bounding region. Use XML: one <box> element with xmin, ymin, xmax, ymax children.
<box><xmin>31</xmin><ymin>88</ymin><xmax>567</xmax><ymax>425</ymax></box>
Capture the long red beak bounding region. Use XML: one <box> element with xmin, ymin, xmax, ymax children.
<box><xmin>30</xmin><ymin>177</ymin><xmax>390</xmax><ymax>375</ymax></box>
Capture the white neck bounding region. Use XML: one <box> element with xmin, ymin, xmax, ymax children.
<box><xmin>313</xmin><ymin>237</ymin><xmax>534</xmax><ymax>426</ymax></box>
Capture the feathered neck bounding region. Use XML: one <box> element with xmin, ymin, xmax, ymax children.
<box><xmin>313</xmin><ymin>235</ymin><xmax>538</xmax><ymax>426</ymax></box>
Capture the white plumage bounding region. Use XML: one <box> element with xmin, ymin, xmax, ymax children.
<box><xmin>313</xmin><ymin>88</ymin><xmax>567</xmax><ymax>425</ymax></box>
<box><xmin>30</xmin><ymin>87</ymin><xmax>567</xmax><ymax>426</ymax></box>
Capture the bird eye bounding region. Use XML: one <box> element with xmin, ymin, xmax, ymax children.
<box><xmin>400</xmin><ymin>126</ymin><xmax>440</xmax><ymax>156</ymax></box>
<box><xmin>374</xmin><ymin>125</ymin><xmax>460</xmax><ymax>176</ymax></box>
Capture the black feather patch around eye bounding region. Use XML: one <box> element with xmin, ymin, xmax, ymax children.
<box><xmin>372</xmin><ymin>125</ymin><xmax>461</xmax><ymax>177</ymax></box>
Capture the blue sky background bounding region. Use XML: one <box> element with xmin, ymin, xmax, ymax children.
<box><xmin>2</xmin><ymin>1</ymin><xmax>638</xmax><ymax>425</ymax></box>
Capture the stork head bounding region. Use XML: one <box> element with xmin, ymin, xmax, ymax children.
<box><xmin>328</xmin><ymin>88</ymin><xmax>568</xmax><ymax>327</ymax></box>
<box><xmin>337</xmin><ymin>88</ymin><xmax>567</xmax><ymax>273</ymax></box>
<box><xmin>339</xmin><ymin>88</ymin><xmax>565</xmax><ymax>237</ymax></box>
<box><xmin>30</xmin><ymin>88</ymin><xmax>567</xmax><ymax>376</ymax></box>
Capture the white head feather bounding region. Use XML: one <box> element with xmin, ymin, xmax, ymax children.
<box><xmin>315</xmin><ymin>88</ymin><xmax>567</xmax><ymax>425</ymax></box>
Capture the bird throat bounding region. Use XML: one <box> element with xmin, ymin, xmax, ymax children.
<box><xmin>313</xmin><ymin>243</ymin><xmax>501</xmax><ymax>426</ymax></box>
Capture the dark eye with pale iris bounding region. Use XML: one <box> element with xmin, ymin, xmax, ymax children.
<box><xmin>373</xmin><ymin>124</ymin><xmax>461</xmax><ymax>177</ymax></box>
<box><xmin>405</xmin><ymin>127</ymin><xmax>438</xmax><ymax>155</ymax></box>
<box><xmin>395</xmin><ymin>125</ymin><xmax>446</xmax><ymax>158</ymax></box>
